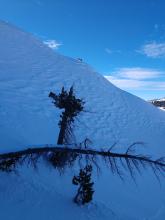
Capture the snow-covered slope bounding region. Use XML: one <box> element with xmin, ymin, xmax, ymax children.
<box><xmin>1</xmin><ymin>21</ymin><xmax>165</xmax><ymax>154</ymax></box>
<box><xmin>0</xmin><ymin>21</ymin><xmax>165</xmax><ymax>220</ymax></box>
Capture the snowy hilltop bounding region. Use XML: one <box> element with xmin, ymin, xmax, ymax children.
<box><xmin>1</xmin><ymin>21</ymin><xmax>165</xmax><ymax>154</ymax></box>
<box><xmin>0</xmin><ymin>20</ymin><xmax>165</xmax><ymax>220</ymax></box>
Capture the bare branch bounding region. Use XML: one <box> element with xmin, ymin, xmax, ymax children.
<box><xmin>0</xmin><ymin>145</ymin><xmax>164</xmax><ymax>181</ymax></box>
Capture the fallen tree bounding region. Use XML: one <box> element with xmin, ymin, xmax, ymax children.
<box><xmin>0</xmin><ymin>142</ymin><xmax>165</xmax><ymax>181</ymax></box>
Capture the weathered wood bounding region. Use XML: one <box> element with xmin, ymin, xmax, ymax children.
<box><xmin>0</xmin><ymin>146</ymin><xmax>165</xmax><ymax>168</ymax></box>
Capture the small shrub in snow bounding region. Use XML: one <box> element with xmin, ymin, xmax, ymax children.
<box><xmin>72</xmin><ymin>164</ymin><xmax>94</xmax><ymax>205</ymax></box>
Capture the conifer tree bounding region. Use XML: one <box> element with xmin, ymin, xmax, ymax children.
<box><xmin>72</xmin><ymin>165</ymin><xmax>94</xmax><ymax>205</ymax></box>
<box><xmin>49</xmin><ymin>86</ymin><xmax>85</xmax><ymax>145</ymax></box>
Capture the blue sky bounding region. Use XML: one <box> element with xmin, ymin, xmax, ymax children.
<box><xmin>0</xmin><ymin>0</ymin><xmax>165</xmax><ymax>100</ymax></box>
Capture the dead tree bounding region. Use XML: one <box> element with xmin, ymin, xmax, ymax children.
<box><xmin>49</xmin><ymin>86</ymin><xmax>85</xmax><ymax>145</ymax></box>
<box><xmin>0</xmin><ymin>142</ymin><xmax>165</xmax><ymax>205</ymax></box>
<box><xmin>0</xmin><ymin>143</ymin><xmax>165</xmax><ymax>180</ymax></box>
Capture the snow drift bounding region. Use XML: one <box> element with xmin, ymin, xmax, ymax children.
<box><xmin>0</xmin><ymin>20</ymin><xmax>165</xmax><ymax>219</ymax></box>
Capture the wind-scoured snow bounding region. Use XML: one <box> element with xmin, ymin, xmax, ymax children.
<box><xmin>1</xmin><ymin>21</ymin><xmax>165</xmax><ymax>154</ymax></box>
<box><xmin>0</xmin><ymin>20</ymin><xmax>165</xmax><ymax>219</ymax></box>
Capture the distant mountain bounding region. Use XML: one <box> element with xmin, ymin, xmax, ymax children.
<box><xmin>149</xmin><ymin>98</ymin><xmax>165</xmax><ymax>110</ymax></box>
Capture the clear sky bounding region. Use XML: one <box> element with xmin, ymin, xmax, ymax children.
<box><xmin>0</xmin><ymin>0</ymin><xmax>165</xmax><ymax>100</ymax></box>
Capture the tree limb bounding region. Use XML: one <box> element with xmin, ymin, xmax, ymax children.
<box><xmin>0</xmin><ymin>145</ymin><xmax>164</xmax><ymax>179</ymax></box>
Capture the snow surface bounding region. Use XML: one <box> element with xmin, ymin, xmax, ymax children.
<box><xmin>149</xmin><ymin>98</ymin><xmax>165</xmax><ymax>102</ymax></box>
<box><xmin>0</xmin><ymin>20</ymin><xmax>165</xmax><ymax>219</ymax></box>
